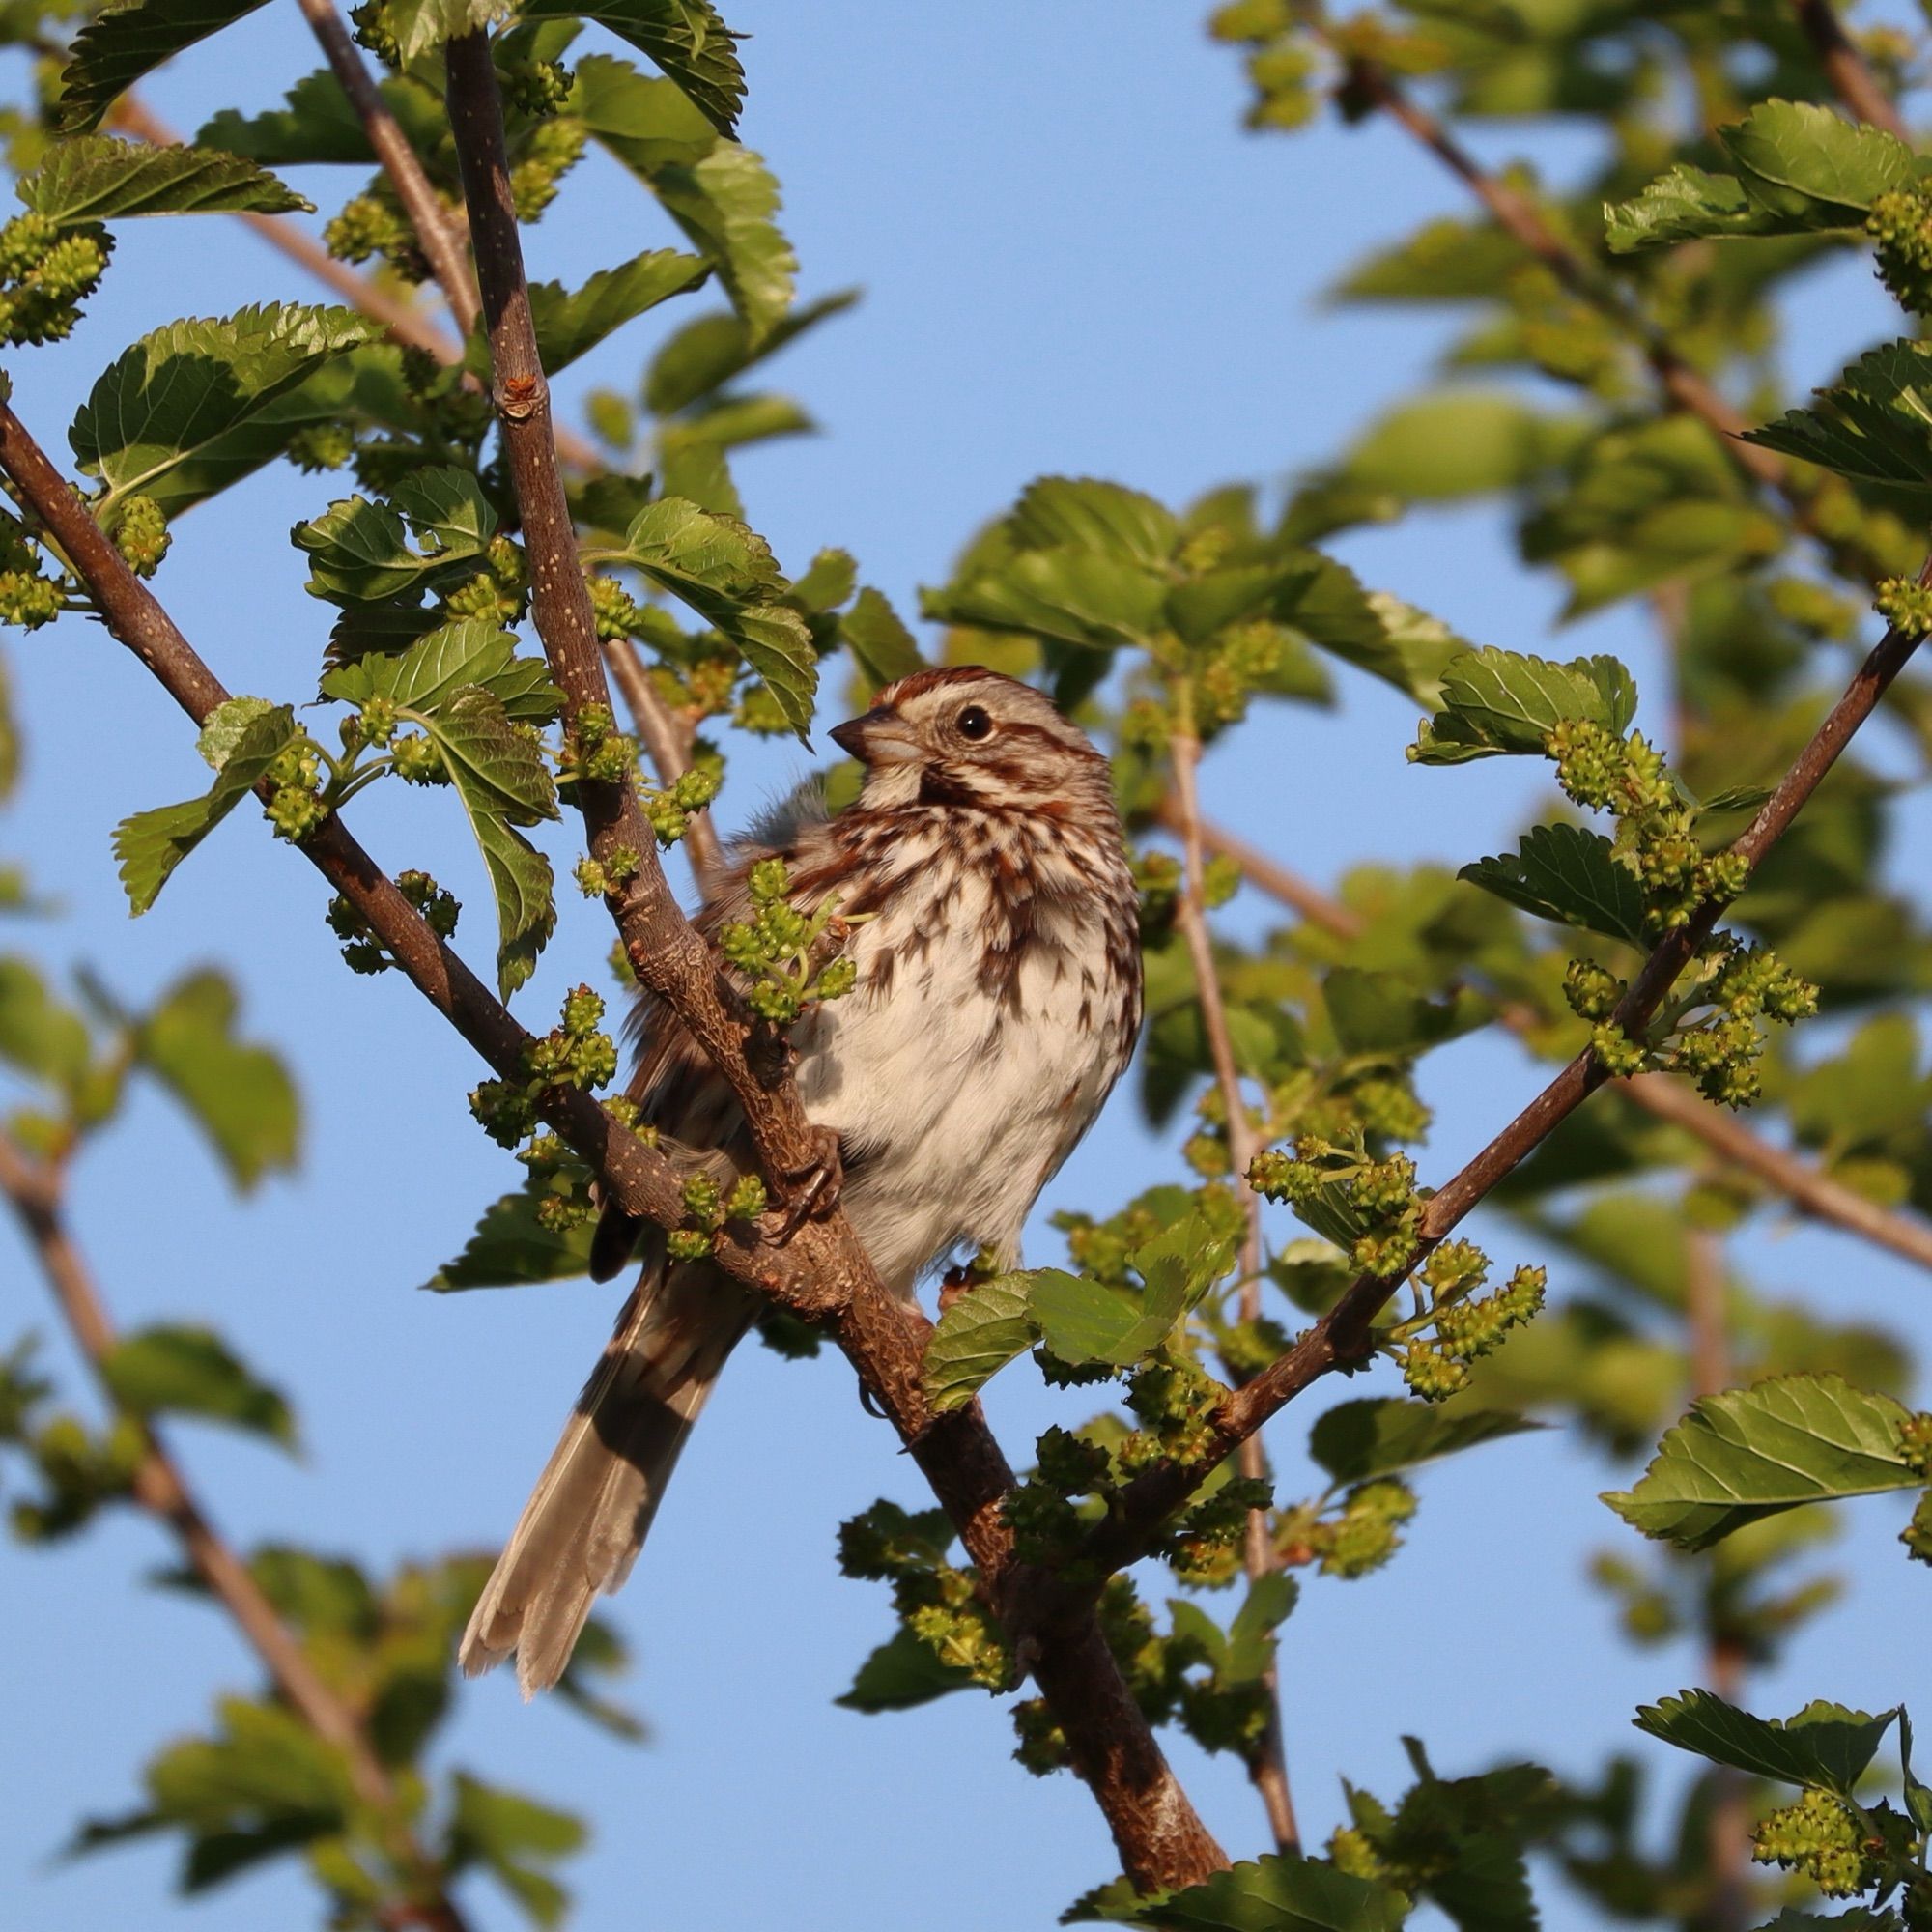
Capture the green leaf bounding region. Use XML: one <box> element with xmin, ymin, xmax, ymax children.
<box><xmin>1025</xmin><ymin>1265</ymin><xmax>1194</xmax><ymax>1369</ymax></box>
<box><xmin>321</xmin><ymin>619</ymin><xmax>559</xmax><ymax>724</ymax></box>
<box><xmin>1605</xmin><ymin>1373</ymin><xmax>1922</xmax><ymax>1550</ymax></box>
<box><xmin>835</xmin><ymin>1626</ymin><xmax>978</xmax><ymax>1712</ymax></box>
<box><xmin>420</xmin><ymin>686</ymin><xmax>556</xmax><ymax>998</ymax></box>
<box><xmin>1719</xmin><ymin>99</ymin><xmax>1919</xmax><ymax>215</ymax></box>
<box><xmin>384</xmin><ymin>0</ymin><xmax>512</xmax><ymax>63</ymax></box>
<box><xmin>446</xmin><ymin>1773</ymin><xmax>583</xmax><ymax>1929</ymax></box>
<box><xmin>613</xmin><ymin>497</ymin><xmax>817</xmax><ymax>734</ymax></box>
<box><xmin>1745</xmin><ymin>339</ymin><xmax>1932</xmax><ymax>491</ymax></box>
<box><xmin>923</xmin><ymin>546</ymin><xmax>1171</xmax><ymax>653</ymax></box>
<box><xmin>137</xmin><ymin>969</ymin><xmax>299</xmax><ymax>1189</ymax></box>
<box><xmin>424</xmin><ymin>1181</ymin><xmax>596</xmax><ymax>1290</ymax></box>
<box><xmin>112</xmin><ymin>703</ymin><xmax>298</xmax><ymax>915</ymax></box>
<box><xmin>840</xmin><ymin>585</ymin><xmax>925</xmax><ymax>689</ymax></box>
<box><xmin>1137</xmin><ymin>1856</ymin><xmax>1408</xmax><ymax>1931</ymax></box>
<box><xmin>1604</xmin><ymin>164</ymin><xmax>1778</xmax><ymax>253</ymax></box>
<box><xmin>1309</xmin><ymin>1400</ymin><xmax>1542</xmax><ymax>1486</ymax></box>
<box><xmin>197</xmin><ymin>65</ymin><xmax>453</xmax><ymax>170</ymax></box>
<box><xmin>1345</xmin><ymin>392</ymin><xmax>1586</xmax><ymax>497</ymax></box>
<box><xmin>488</xmin><ymin>251</ymin><xmax>709</xmax><ymax>378</ymax></box>
<box><xmin>1461</xmin><ymin>823</ymin><xmax>1649</xmax><ymax>947</ymax></box>
<box><xmin>641</xmin><ymin>141</ymin><xmax>791</xmax><ymax>343</ymax></box>
<box><xmin>922</xmin><ymin>1274</ymin><xmax>1036</xmax><ymax>1413</ymax></box>
<box><xmin>1223</xmin><ymin>1574</ymin><xmax>1297</xmax><ymax>1685</ymax></box>
<box><xmin>644</xmin><ymin>288</ymin><xmax>858</xmax><ymax>415</ymax></box>
<box><xmin>1606</xmin><ymin>102</ymin><xmax>1919</xmax><ymax>253</ymax></box>
<box><xmin>0</xmin><ymin>955</ymin><xmax>93</xmax><ymax>1094</ymax></box>
<box><xmin>519</xmin><ymin>0</ymin><xmax>745</xmax><ymax>134</ymax></box>
<box><xmin>1634</xmin><ymin>1689</ymin><xmax>1898</xmax><ymax>1796</ymax></box>
<box><xmin>1010</xmin><ymin>476</ymin><xmax>1179</xmax><ymax>567</ymax></box>
<box><xmin>1323</xmin><ymin>967</ymin><xmax>1488</xmax><ymax>1056</ymax></box>
<box><xmin>101</xmin><ymin>1324</ymin><xmax>295</xmax><ymax>1447</ymax></box>
<box><xmin>56</xmin><ymin>0</ymin><xmax>271</xmax><ymax>132</ymax></box>
<box><xmin>17</xmin><ymin>137</ymin><xmax>308</xmax><ymax>223</ymax></box>
<box><xmin>296</xmin><ymin>467</ymin><xmax>497</xmax><ymax>607</ymax></box>
<box><xmin>1412</xmin><ymin>646</ymin><xmax>1636</xmax><ymax>763</ymax></box>
<box><xmin>571</xmin><ymin>57</ymin><xmax>792</xmax><ymax>340</ymax></box>
<box><xmin>431</xmin><ymin>686</ymin><xmax>556</xmax><ymax>820</ymax></box>
<box><xmin>71</xmin><ymin>304</ymin><xmax>381</xmax><ymax>516</ymax></box>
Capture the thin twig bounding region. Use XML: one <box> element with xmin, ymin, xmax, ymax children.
<box><xmin>1170</xmin><ymin>732</ymin><xmax>1299</xmax><ymax>1854</ymax></box>
<box><xmin>292</xmin><ymin>0</ymin><xmax>481</xmax><ymax>341</ymax></box>
<box><xmin>0</xmin><ymin>1132</ymin><xmax>471</xmax><ymax>1932</ymax></box>
<box><xmin>1088</xmin><ymin>579</ymin><xmax>1932</xmax><ymax>1567</ymax></box>
<box><xmin>1791</xmin><ymin>0</ymin><xmax>1906</xmax><ymax>139</ymax></box>
<box><xmin>603</xmin><ymin>634</ymin><xmax>725</xmax><ymax>893</ymax></box>
<box><xmin>1622</xmin><ymin>1071</ymin><xmax>1932</xmax><ymax>1272</ymax></box>
<box><xmin>1184</xmin><ymin>811</ymin><xmax>1932</xmax><ymax>1274</ymax></box>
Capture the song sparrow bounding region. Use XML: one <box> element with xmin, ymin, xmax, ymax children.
<box><xmin>461</xmin><ymin>667</ymin><xmax>1144</xmax><ymax>1693</ymax></box>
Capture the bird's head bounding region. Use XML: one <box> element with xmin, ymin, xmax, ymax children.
<box><xmin>829</xmin><ymin>667</ymin><xmax>1110</xmax><ymax>813</ymax></box>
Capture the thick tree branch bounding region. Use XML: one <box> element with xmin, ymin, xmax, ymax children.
<box><xmin>0</xmin><ymin>1131</ymin><xmax>471</xmax><ymax>1932</ymax></box>
<box><xmin>1170</xmin><ymin>731</ymin><xmax>1299</xmax><ymax>1853</ymax></box>
<box><xmin>293</xmin><ymin>0</ymin><xmax>481</xmax><ymax>341</ymax></box>
<box><xmin>1184</xmin><ymin>813</ymin><xmax>1932</xmax><ymax>1274</ymax></box>
<box><xmin>1092</xmin><ymin>590</ymin><xmax>1932</xmax><ymax>1568</ymax></box>
<box><xmin>1791</xmin><ymin>0</ymin><xmax>1906</xmax><ymax>139</ymax></box>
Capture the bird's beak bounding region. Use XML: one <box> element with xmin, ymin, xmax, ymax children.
<box><xmin>830</xmin><ymin>707</ymin><xmax>922</xmax><ymax>765</ymax></box>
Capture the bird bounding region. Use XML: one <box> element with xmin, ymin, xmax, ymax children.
<box><xmin>459</xmin><ymin>666</ymin><xmax>1145</xmax><ymax>1695</ymax></box>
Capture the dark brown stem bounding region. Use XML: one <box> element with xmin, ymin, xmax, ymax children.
<box><xmin>1185</xmin><ymin>812</ymin><xmax>1932</xmax><ymax>1275</ymax></box>
<box><xmin>1791</xmin><ymin>0</ymin><xmax>1906</xmax><ymax>139</ymax></box>
<box><xmin>293</xmin><ymin>0</ymin><xmax>481</xmax><ymax>341</ymax></box>
<box><xmin>1170</xmin><ymin>731</ymin><xmax>1299</xmax><ymax>1853</ymax></box>
<box><xmin>1091</xmin><ymin>583</ymin><xmax>1931</xmax><ymax>1568</ymax></box>
<box><xmin>0</xmin><ymin>1132</ymin><xmax>471</xmax><ymax>1932</ymax></box>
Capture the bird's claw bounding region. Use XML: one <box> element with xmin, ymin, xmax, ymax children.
<box><xmin>766</xmin><ymin>1128</ymin><xmax>843</xmax><ymax>1245</ymax></box>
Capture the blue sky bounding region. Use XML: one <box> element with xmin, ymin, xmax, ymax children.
<box><xmin>2</xmin><ymin>4</ymin><xmax>1929</xmax><ymax>1929</ymax></box>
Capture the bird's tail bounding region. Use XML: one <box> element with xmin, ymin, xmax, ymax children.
<box><xmin>459</xmin><ymin>1259</ymin><xmax>754</xmax><ymax>1695</ymax></box>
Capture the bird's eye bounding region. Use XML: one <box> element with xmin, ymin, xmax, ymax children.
<box><xmin>956</xmin><ymin>705</ymin><xmax>993</xmax><ymax>741</ymax></box>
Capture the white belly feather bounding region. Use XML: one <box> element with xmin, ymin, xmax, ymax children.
<box><xmin>790</xmin><ymin>862</ymin><xmax>1121</xmax><ymax>1298</ymax></box>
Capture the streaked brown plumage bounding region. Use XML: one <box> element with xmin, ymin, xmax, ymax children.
<box><xmin>460</xmin><ymin>668</ymin><xmax>1142</xmax><ymax>1693</ymax></box>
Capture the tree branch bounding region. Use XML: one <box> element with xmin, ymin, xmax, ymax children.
<box><xmin>1169</xmin><ymin>730</ymin><xmax>1299</xmax><ymax>1853</ymax></box>
<box><xmin>1092</xmin><ymin>587</ymin><xmax>1931</xmax><ymax>1568</ymax></box>
<box><xmin>293</xmin><ymin>0</ymin><xmax>480</xmax><ymax>341</ymax></box>
<box><xmin>1183</xmin><ymin>811</ymin><xmax>1932</xmax><ymax>1274</ymax></box>
<box><xmin>0</xmin><ymin>1130</ymin><xmax>471</xmax><ymax>1932</ymax></box>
